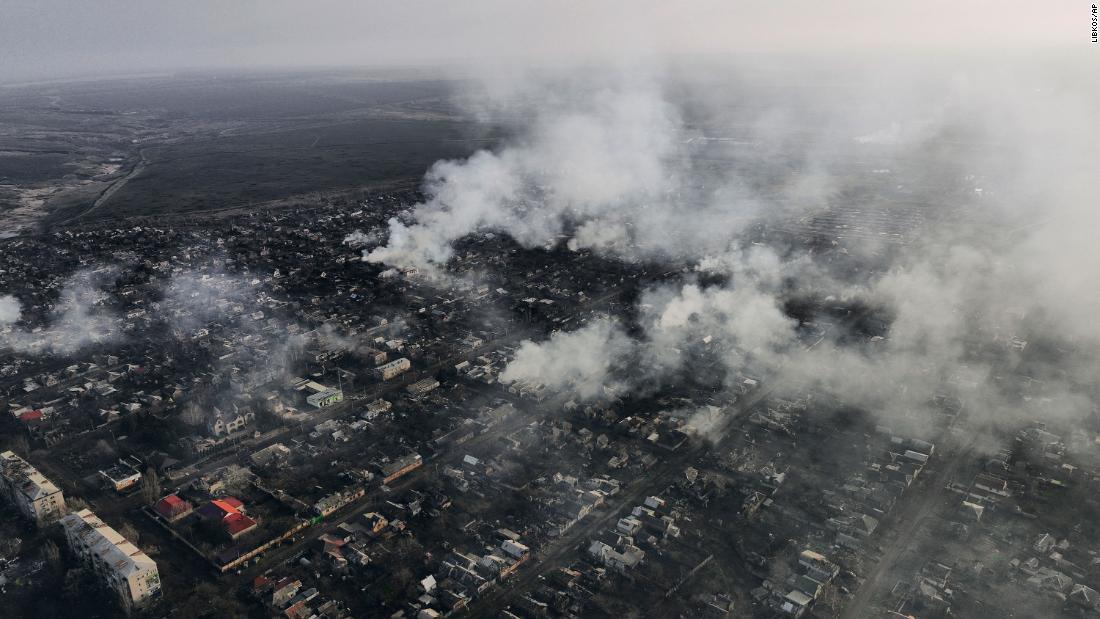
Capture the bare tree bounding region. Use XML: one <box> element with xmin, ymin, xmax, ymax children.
<box><xmin>92</xmin><ymin>439</ymin><xmax>116</xmax><ymax>458</ymax></box>
<box><xmin>140</xmin><ymin>467</ymin><xmax>161</xmax><ymax>505</ymax></box>
<box><xmin>11</xmin><ymin>433</ymin><xmax>29</xmax><ymax>456</ymax></box>
<box><xmin>118</xmin><ymin>521</ymin><xmax>140</xmax><ymax>545</ymax></box>
<box><xmin>42</xmin><ymin>539</ymin><xmax>61</xmax><ymax>573</ymax></box>
<box><xmin>181</xmin><ymin>403</ymin><xmax>204</xmax><ymax>427</ymax></box>
<box><xmin>63</xmin><ymin>567</ymin><xmax>90</xmax><ymax>600</ymax></box>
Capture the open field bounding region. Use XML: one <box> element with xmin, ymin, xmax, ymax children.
<box><xmin>0</xmin><ymin>71</ymin><xmax>501</xmax><ymax>231</ymax></box>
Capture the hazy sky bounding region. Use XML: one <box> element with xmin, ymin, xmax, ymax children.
<box><xmin>0</xmin><ymin>1</ymin><xmax>1086</xmax><ymax>83</ymax></box>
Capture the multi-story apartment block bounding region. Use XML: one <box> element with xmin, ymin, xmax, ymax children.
<box><xmin>0</xmin><ymin>450</ymin><xmax>66</xmax><ymax>526</ymax></box>
<box><xmin>60</xmin><ymin>508</ymin><xmax>161</xmax><ymax>611</ymax></box>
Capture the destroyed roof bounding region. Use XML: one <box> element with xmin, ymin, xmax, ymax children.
<box><xmin>60</xmin><ymin>509</ymin><xmax>157</xmax><ymax>579</ymax></box>
<box><xmin>0</xmin><ymin>451</ymin><xmax>62</xmax><ymax>501</ymax></box>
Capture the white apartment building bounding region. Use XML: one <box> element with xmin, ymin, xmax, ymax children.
<box><xmin>0</xmin><ymin>450</ymin><xmax>66</xmax><ymax>526</ymax></box>
<box><xmin>376</xmin><ymin>357</ymin><xmax>411</xmax><ymax>380</ymax></box>
<box><xmin>60</xmin><ymin>508</ymin><xmax>161</xmax><ymax>611</ymax></box>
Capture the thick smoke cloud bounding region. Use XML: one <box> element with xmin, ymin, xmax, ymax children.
<box><xmin>159</xmin><ymin>269</ymin><xmax>314</xmax><ymax>392</ymax></box>
<box><xmin>343</xmin><ymin>230</ymin><xmax>382</xmax><ymax>248</ymax></box>
<box><xmin>0</xmin><ymin>269</ymin><xmax>121</xmax><ymax>355</ymax></box>
<box><xmin>0</xmin><ymin>295</ymin><xmax>19</xmax><ymax>325</ymax></box>
<box><xmin>496</xmin><ymin>246</ymin><xmax>805</xmax><ymax>403</ymax></box>
<box><xmin>159</xmin><ymin>270</ymin><xmax>255</xmax><ymax>335</ymax></box>
<box><xmin>637</xmin><ymin>279</ymin><xmax>798</xmax><ymax>380</ymax></box>
<box><xmin>500</xmin><ymin>318</ymin><xmax>633</xmax><ymax>401</ymax></box>
<box><xmin>0</xmin><ymin>266</ymin><xmax>314</xmax><ymax>402</ymax></box>
<box><xmin>368</xmin><ymin>83</ymin><xmax>694</xmax><ymax>273</ymax></box>
<box><xmin>444</xmin><ymin>61</ymin><xmax>1100</xmax><ymax>441</ymax></box>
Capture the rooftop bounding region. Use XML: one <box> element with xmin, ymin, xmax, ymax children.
<box><xmin>60</xmin><ymin>508</ymin><xmax>157</xmax><ymax>578</ymax></box>
<box><xmin>0</xmin><ymin>450</ymin><xmax>61</xmax><ymax>501</ymax></box>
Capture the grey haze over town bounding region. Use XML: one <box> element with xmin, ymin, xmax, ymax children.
<box><xmin>0</xmin><ymin>2</ymin><xmax>1096</xmax><ymax>618</ymax></box>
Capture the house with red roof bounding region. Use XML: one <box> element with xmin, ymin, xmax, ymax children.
<box><xmin>196</xmin><ymin>496</ymin><xmax>257</xmax><ymax>539</ymax></box>
<box><xmin>224</xmin><ymin>512</ymin><xmax>258</xmax><ymax>539</ymax></box>
<box><xmin>252</xmin><ymin>574</ymin><xmax>273</xmax><ymax>596</ymax></box>
<box><xmin>17</xmin><ymin>409</ymin><xmax>43</xmax><ymax>423</ymax></box>
<box><xmin>152</xmin><ymin>494</ymin><xmax>193</xmax><ymax>522</ymax></box>
<box><xmin>196</xmin><ymin>496</ymin><xmax>245</xmax><ymax>520</ymax></box>
<box><xmin>212</xmin><ymin>497</ymin><xmax>244</xmax><ymax>513</ymax></box>
<box><xmin>284</xmin><ymin>600</ymin><xmax>310</xmax><ymax>619</ymax></box>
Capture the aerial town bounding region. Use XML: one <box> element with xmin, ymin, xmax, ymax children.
<box><xmin>0</xmin><ymin>171</ymin><xmax>1097</xmax><ymax>618</ymax></box>
<box><xmin>0</xmin><ymin>3</ymin><xmax>1096</xmax><ymax>619</ymax></box>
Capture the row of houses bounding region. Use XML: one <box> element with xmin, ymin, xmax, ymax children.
<box><xmin>253</xmin><ymin>573</ymin><xmax>349</xmax><ymax>618</ymax></box>
<box><xmin>423</xmin><ymin>536</ymin><xmax>532</xmax><ymax>614</ymax></box>
<box><xmin>586</xmin><ymin>496</ymin><xmax>678</xmax><ymax>574</ymax></box>
<box><xmin>764</xmin><ymin>549</ymin><xmax>841</xmax><ymax>618</ymax></box>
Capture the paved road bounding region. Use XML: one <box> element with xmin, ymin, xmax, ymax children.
<box><xmin>58</xmin><ymin>149</ymin><xmax>148</xmax><ymax>225</ymax></box>
<box><xmin>464</xmin><ymin>327</ymin><xmax>837</xmax><ymax>614</ymax></box>
<box><xmin>466</xmin><ymin>451</ymin><xmax>690</xmax><ymax>614</ymax></box>
<box><xmin>459</xmin><ymin>309</ymin><xmax>898</xmax><ymax>613</ymax></box>
<box><xmin>839</xmin><ymin>422</ymin><xmax>980</xmax><ymax>619</ymax></box>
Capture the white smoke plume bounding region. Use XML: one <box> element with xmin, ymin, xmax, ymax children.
<box><xmin>370</xmin><ymin>57</ymin><xmax>1098</xmax><ymax>442</ymax></box>
<box><xmin>499</xmin><ymin>246</ymin><xmax>803</xmax><ymax>402</ymax></box>
<box><xmin>343</xmin><ymin>229</ymin><xmax>382</xmax><ymax>248</ymax></box>
<box><xmin>0</xmin><ymin>269</ymin><xmax>121</xmax><ymax>355</ymax></box>
<box><xmin>158</xmin><ymin>270</ymin><xmax>257</xmax><ymax>336</ymax></box>
<box><xmin>0</xmin><ymin>295</ymin><xmax>20</xmax><ymax>325</ymax></box>
<box><xmin>367</xmin><ymin>81</ymin><xmax>700</xmax><ymax>274</ymax></box>
<box><xmin>362</xmin><ymin>64</ymin><xmax>956</xmax><ymax>274</ymax></box>
<box><xmin>500</xmin><ymin>318</ymin><xmax>634</xmax><ymax>401</ymax></box>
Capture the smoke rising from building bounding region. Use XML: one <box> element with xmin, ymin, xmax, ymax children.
<box><xmin>0</xmin><ymin>295</ymin><xmax>20</xmax><ymax>325</ymax></box>
<box><xmin>500</xmin><ymin>318</ymin><xmax>633</xmax><ymax>402</ymax></box>
<box><xmin>365</xmin><ymin>57</ymin><xmax>1100</xmax><ymax>441</ymax></box>
<box><xmin>0</xmin><ymin>269</ymin><xmax>122</xmax><ymax>355</ymax></box>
